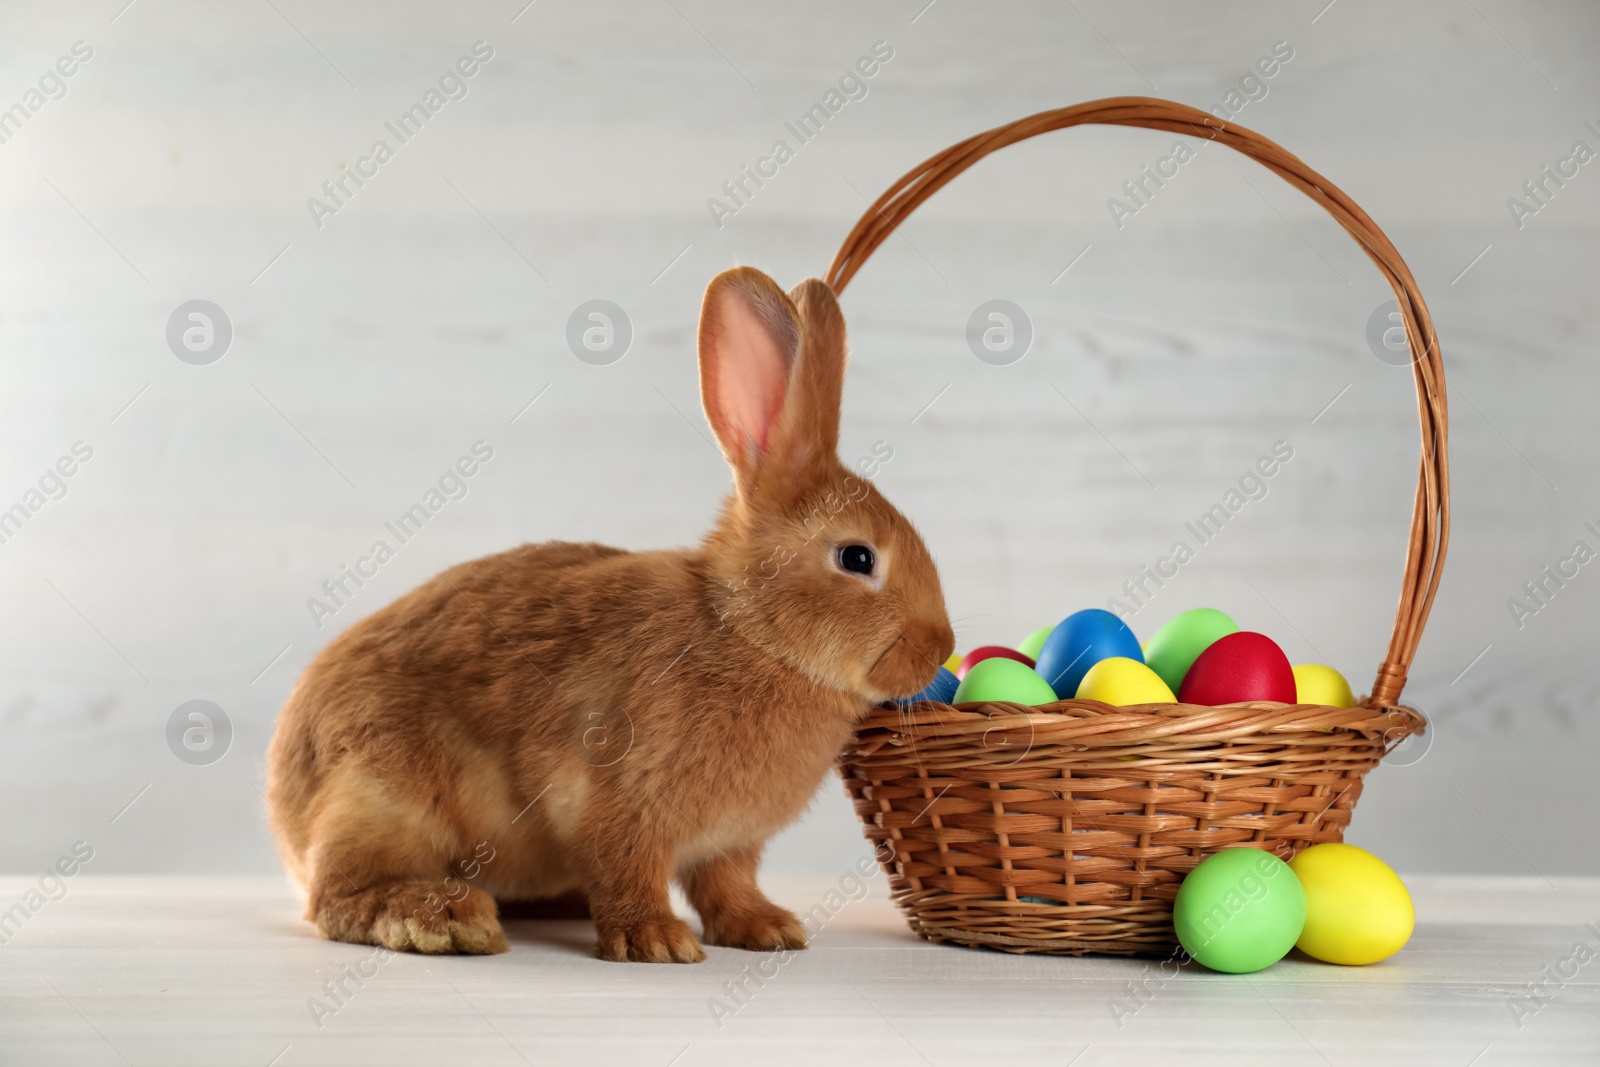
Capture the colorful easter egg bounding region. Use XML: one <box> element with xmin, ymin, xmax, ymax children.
<box><xmin>1034</xmin><ymin>609</ymin><xmax>1143</xmax><ymax>699</ymax></box>
<box><xmin>1074</xmin><ymin>657</ymin><xmax>1176</xmax><ymax>706</ymax></box>
<box><xmin>1292</xmin><ymin>664</ymin><xmax>1355</xmax><ymax>707</ymax></box>
<box><xmin>952</xmin><ymin>657</ymin><xmax>1058</xmax><ymax>706</ymax></box>
<box><xmin>943</xmin><ymin>653</ymin><xmax>963</xmax><ymax>672</ymax></box>
<box><xmin>1289</xmin><ymin>844</ymin><xmax>1413</xmax><ymax>965</ymax></box>
<box><xmin>1174</xmin><ymin>848</ymin><xmax>1306</xmax><ymax>973</ymax></box>
<box><xmin>1177</xmin><ymin>632</ymin><xmax>1296</xmax><ymax>705</ymax></box>
<box><xmin>956</xmin><ymin>645</ymin><xmax>1036</xmax><ymax>679</ymax></box>
<box><xmin>897</xmin><ymin>666</ymin><xmax>960</xmax><ymax>706</ymax></box>
<box><xmin>1144</xmin><ymin>608</ymin><xmax>1240</xmax><ymax>693</ymax></box>
<box><xmin>1018</xmin><ymin>625</ymin><xmax>1055</xmax><ymax>660</ymax></box>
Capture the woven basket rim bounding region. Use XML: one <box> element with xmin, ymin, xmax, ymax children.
<box><xmin>865</xmin><ymin>697</ymin><xmax>1424</xmax><ymax>729</ymax></box>
<box><xmin>852</xmin><ymin>698</ymin><xmax>1424</xmax><ymax>757</ymax></box>
<box><xmin>874</xmin><ymin>696</ymin><xmax>1426</xmax><ymax>719</ymax></box>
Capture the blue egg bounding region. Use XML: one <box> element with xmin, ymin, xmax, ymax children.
<box><xmin>1034</xmin><ymin>609</ymin><xmax>1143</xmax><ymax>698</ymax></box>
<box><xmin>897</xmin><ymin>665</ymin><xmax>960</xmax><ymax>706</ymax></box>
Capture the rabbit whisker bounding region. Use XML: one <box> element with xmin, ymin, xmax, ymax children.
<box><xmin>868</xmin><ymin>632</ymin><xmax>906</xmax><ymax>674</ymax></box>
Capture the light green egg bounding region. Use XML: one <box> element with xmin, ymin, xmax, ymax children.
<box><xmin>1018</xmin><ymin>625</ymin><xmax>1055</xmax><ymax>660</ymax></box>
<box><xmin>1175</xmin><ymin>848</ymin><xmax>1305</xmax><ymax>973</ymax></box>
<box><xmin>1144</xmin><ymin>608</ymin><xmax>1240</xmax><ymax>693</ymax></box>
<box><xmin>952</xmin><ymin>657</ymin><xmax>1058</xmax><ymax>706</ymax></box>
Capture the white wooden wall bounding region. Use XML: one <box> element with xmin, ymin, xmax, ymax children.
<box><xmin>1</xmin><ymin>0</ymin><xmax>1596</xmax><ymax>877</ymax></box>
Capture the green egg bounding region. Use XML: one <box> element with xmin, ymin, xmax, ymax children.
<box><xmin>1144</xmin><ymin>608</ymin><xmax>1240</xmax><ymax>693</ymax></box>
<box><xmin>952</xmin><ymin>657</ymin><xmax>1058</xmax><ymax>706</ymax></box>
<box><xmin>1174</xmin><ymin>848</ymin><xmax>1306</xmax><ymax>973</ymax></box>
<box><xmin>1018</xmin><ymin>624</ymin><xmax>1055</xmax><ymax>660</ymax></box>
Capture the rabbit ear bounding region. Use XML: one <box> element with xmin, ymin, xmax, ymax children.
<box><xmin>776</xmin><ymin>278</ymin><xmax>846</xmax><ymax>462</ymax></box>
<box><xmin>698</xmin><ymin>267</ymin><xmax>802</xmax><ymax>491</ymax></box>
<box><xmin>699</xmin><ymin>268</ymin><xmax>847</xmax><ymax>501</ymax></box>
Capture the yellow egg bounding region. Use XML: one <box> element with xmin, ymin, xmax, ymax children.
<box><xmin>943</xmin><ymin>653</ymin><xmax>963</xmax><ymax>672</ymax></box>
<box><xmin>1289</xmin><ymin>843</ymin><xmax>1413</xmax><ymax>965</ymax></box>
<box><xmin>1293</xmin><ymin>664</ymin><xmax>1355</xmax><ymax>707</ymax></box>
<box><xmin>1074</xmin><ymin>657</ymin><xmax>1176</xmax><ymax>706</ymax></box>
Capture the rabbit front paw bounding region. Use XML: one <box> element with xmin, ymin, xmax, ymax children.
<box><xmin>702</xmin><ymin>908</ymin><xmax>809</xmax><ymax>953</ymax></box>
<box><xmin>595</xmin><ymin>915</ymin><xmax>707</xmax><ymax>964</ymax></box>
<box><xmin>316</xmin><ymin>880</ymin><xmax>509</xmax><ymax>956</ymax></box>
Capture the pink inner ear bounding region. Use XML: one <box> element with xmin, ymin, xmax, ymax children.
<box><xmin>713</xmin><ymin>289</ymin><xmax>792</xmax><ymax>453</ymax></box>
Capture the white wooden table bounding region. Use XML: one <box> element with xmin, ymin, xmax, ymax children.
<box><xmin>2</xmin><ymin>874</ymin><xmax>1596</xmax><ymax>1066</ymax></box>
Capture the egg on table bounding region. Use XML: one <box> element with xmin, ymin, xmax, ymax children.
<box><xmin>1174</xmin><ymin>848</ymin><xmax>1306</xmax><ymax>973</ymax></box>
<box><xmin>1034</xmin><ymin>609</ymin><xmax>1143</xmax><ymax>699</ymax></box>
<box><xmin>1177</xmin><ymin>631</ymin><xmax>1297</xmax><ymax>705</ymax></box>
<box><xmin>1289</xmin><ymin>843</ymin><xmax>1414</xmax><ymax>965</ymax></box>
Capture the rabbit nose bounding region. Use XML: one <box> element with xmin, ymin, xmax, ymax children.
<box><xmin>907</xmin><ymin>618</ymin><xmax>955</xmax><ymax>669</ymax></box>
<box><xmin>867</xmin><ymin>621</ymin><xmax>952</xmax><ymax>698</ymax></box>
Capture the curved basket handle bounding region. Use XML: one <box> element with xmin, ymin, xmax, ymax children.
<box><xmin>825</xmin><ymin>96</ymin><xmax>1448</xmax><ymax>710</ymax></box>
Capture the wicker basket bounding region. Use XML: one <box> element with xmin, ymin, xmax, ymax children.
<box><xmin>833</xmin><ymin>97</ymin><xmax>1446</xmax><ymax>956</ymax></box>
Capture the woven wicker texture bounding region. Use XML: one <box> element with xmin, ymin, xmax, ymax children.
<box><xmin>830</xmin><ymin>97</ymin><xmax>1446</xmax><ymax>955</ymax></box>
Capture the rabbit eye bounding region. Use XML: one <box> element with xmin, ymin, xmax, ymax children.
<box><xmin>837</xmin><ymin>543</ymin><xmax>875</xmax><ymax>576</ymax></box>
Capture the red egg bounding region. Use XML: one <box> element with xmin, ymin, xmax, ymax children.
<box><xmin>956</xmin><ymin>645</ymin><xmax>1036</xmax><ymax>679</ymax></box>
<box><xmin>1176</xmin><ymin>631</ymin><xmax>1296</xmax><ymax>705</ymax></box>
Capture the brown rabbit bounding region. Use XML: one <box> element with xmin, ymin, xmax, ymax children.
<box><xmin>265</xmin><ymin>267</ymin><xmax>954</xmax><ymax>963</ymax></box>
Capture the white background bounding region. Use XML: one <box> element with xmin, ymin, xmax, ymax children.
<box><xmin>1</xmin><ymin>0</ymin><xmax>1596</xmax><ymax>879</ymax></box>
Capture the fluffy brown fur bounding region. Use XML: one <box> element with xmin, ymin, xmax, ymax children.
<box><xmin>265</xmin><ymin>268</ymin><xmax>954</xmax><ymax>963</ymax></box>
